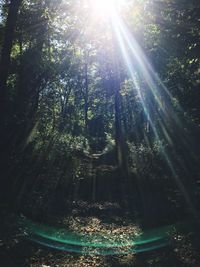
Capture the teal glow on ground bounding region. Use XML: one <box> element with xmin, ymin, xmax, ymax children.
<box><xmin>19</xmin><ymin>217</ymin><xmax>178</xmax><ymax>255</ymax></box>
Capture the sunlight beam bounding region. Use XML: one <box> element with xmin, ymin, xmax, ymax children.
<box><xmin>111</xmin><ymin>9</ymin><xmax>199</xmax><ymax>220</ymax></box>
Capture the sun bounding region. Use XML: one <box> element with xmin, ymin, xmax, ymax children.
<box><xmin>91</xmin><ymin>0</ymin><xmax>115</xmax><ymax>17</ymax></box>
<box><xmin>89</xmin><ymin>0</ymin><xmax>127</xmax><ymax>19</ymax></box>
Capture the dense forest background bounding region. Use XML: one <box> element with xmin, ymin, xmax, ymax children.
<box><xmin>0</xmin><ymin>0</ymin><xmax>200</xmax><ymax>266</ymax></box>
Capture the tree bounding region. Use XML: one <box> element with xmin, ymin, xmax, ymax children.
<box><xmin>0</xmin><ymin>0</ymin><xmax>22</xmax><ymax>144</ymax></box>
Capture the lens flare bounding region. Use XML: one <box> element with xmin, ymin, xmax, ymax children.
<box><xmin>20</xmin><ymin>217</ymin><xmax>175</xmax><ymax>255</ymax></box>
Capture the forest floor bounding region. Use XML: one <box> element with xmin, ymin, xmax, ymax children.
<box><xmin>1</xmin><ymin>201</ymin><xmax>200</xmax><ymax>267</ymax></box>
<box><xmin>1</xmin><ymin>152</ymin><xmax>200</xmax><ymax>266</ymax></box>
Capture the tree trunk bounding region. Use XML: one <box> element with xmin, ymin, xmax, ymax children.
<box><xmin>0</xmin><ymin>0</ymin><xmax>22</xmax><ymax>203</ymax></box>
<box><xmin>115</xmin><ymin>83</ymin><xmax>124</xmax><ymax>168</ymax></box>
<box><xmin>0</xmin><ymin>0</ymin><xmax>22</xmax><ymax>115</ymax></box>
<box><xmin>84</xmin><ymin>62</ymin><xmax>89</xmax><ymax>133</ymax></box>
<box><xmin>113</xmin><ymin>59</ymin><xmax>128</xmax><ymax>175</ymax></box>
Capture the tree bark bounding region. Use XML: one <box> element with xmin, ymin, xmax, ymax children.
<box><xmin>0</xmin><ymin>0</ymin><xmax>22</xmax><ymax>111</ymax></box>
<box><xmin>0</xmin><ymin>0</ymin><xmax>22</xmax><ymax>202</ymax></box>
<box><xmin>84</xmin><ymin>62</ymin><xmax>89</xmax><ymax>132</ymax></box>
